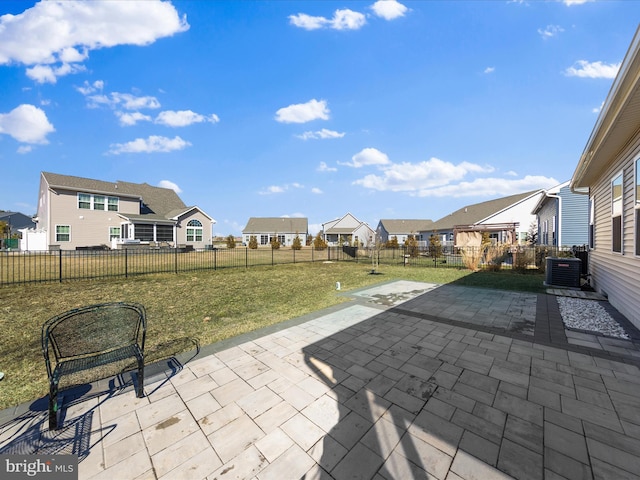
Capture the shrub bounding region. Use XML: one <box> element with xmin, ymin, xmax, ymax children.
<box><xmin>385</xmin><ymin>236</ymin><xmax>399</xmax><ymax>248</ymax></box>
<box><xmin>428</xmin><ymin>234</ymin><xmax>442</xmax><ymax>259</ymax></box>
<box><xmin>405</xmin><ymin>235</ymin><xmax>420</xmax><ymax>257</ymax></box>
<box><xmin>485</xmin><ymin>244</ymin><xmax>508</xmax><ymax>272</ymax></box>
<box><xmin>270</xmin><ymin>237</ymin><xmax>281</xmax><ymax>250</ymax></box>
<box><xmin>248</xmin><ymin>235</ymin><xmax>258</xmax><ymax>249</ymax></box>
<box><xmin>313</xmin><ymin>232</ymin><xmax>327</xmax><ymax>250</ymax></box>
<box><xmin>226</xmin><ymin>234</ymin><xmax>236</xmax><ymax>249</ymax></box>
<box><xmin>292</xmin><ymin>235</ymin><xmax>302</xmax><ymax>250</ymax></box>
<box><xmin>461</xmin><ymin>246</ymin><xmax>483</xmax><ymax>271</ymax></box>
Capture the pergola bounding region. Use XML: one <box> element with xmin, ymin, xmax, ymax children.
<box><xmin>453</xmin><ymin>223</ymin><xmax>519</xmax><ymax>247</ymax></box>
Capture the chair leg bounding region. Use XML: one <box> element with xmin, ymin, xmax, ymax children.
<box><xmin>48</xmin><ymin>384</ymin><xmax>59</xmax><ymax>430</ymax></box>
<box><xmin>136</xmin><ymin>361</ymin><xmax>144</xmax><ymax>398</ymax></box>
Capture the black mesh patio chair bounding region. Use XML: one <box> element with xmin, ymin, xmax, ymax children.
<box><xmin>42</xmin><ymin>302</ymin><xmax>146</xmax><ymax>430</ymax></box>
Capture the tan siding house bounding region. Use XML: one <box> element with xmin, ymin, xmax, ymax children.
<box><xmin>34</xmin><ymin>172</ymin><xmax>215</xmax><ymax>251</ymax></box>
<box><xmin>242</xmin><ymin>217</ymin><xmax>308</xmax><ymax>247</ymax></box>
<box><xmin>570</xmin><ymin>26</ymin><xmax>640</xmax><ymax>329</ymax></box>
<box><xmin>322</xmin><ymin>213</ymin><xmax>375</xmax><ymax>247</ymax></box>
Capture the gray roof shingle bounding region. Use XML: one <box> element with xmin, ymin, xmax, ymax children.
<box><xmin>242</xmin><ymin>217</ymin><xmax>308</xmax><ymax>234</ymax></box>
<box><xmin>430</xmin><ymin>190</ymin><xmax>541</xmax><ymax>231</ymax></box>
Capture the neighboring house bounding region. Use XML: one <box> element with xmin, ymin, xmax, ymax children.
<box><xmin>532</xmin><ymin>181</ymin><xmax>589</xmax><ymax>247</ymax></box>
<box><xmin>0</xmin><ymin>211</ymin><xmax>36</xmax><ymax>249</ymax></box>
<box><xmin>376</xmin><ymin>219</ymin><xmax>434</xmax><ymax>245</ymax></box>
<box><xmin>33</xmin><ymin>172</ymin><xmax>215</xmax><ymax>251</ymax></box>
<box><xmin>425</xmin><ymin>190</ymin><xmax>544</xmax><ymax>247</ymax></box>
<box><xmin>570</xmin><ymin>26</ymin><xmax>640</xmax><ymax>329</ymax></box>
<box><xmin>242</xmin><ymin>217</ymin><xmax>308</xmax><ymax>247</ymax></box>
<box><xmin>322</xmin><ymin>213</ymin><xmax>375</xmax><ymax>247</ymax></box>
<box><xmin>0</xmin><ymin>211</ymin><xmax>36</xmax><ymax>235</ymax></box>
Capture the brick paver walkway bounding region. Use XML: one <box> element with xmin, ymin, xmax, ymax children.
<box><xmin>1</xmin><ymin>281</ymin><xmax>640</xmax><ymax>479</ymax></box>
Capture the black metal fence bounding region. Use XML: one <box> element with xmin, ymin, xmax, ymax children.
<box><xmin>0</xmin><ymin>244</ymin><xmax>587</xmax><ymax>287</ymax></box>
<box><xmin>0</xmin><ymin>246</ymin><xmax>357</xmax><ymax>286</ymax></box>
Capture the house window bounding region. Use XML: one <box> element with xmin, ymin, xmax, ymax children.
<box><xmin>94</xmin><ymin>195</ymin><xmax>105</xmax><ymax>211</ymax></box>
<box><xmin>108</xmin><ymin>196</ymin><xmax>119</xmax><ymax>212</ymax></box>
<box><xmin>186</xmin><ymin>219</ymin><xmax>203</xmax><ymax>242</ymax></box>
<box><xmin>78</xmin><ymin>193</ymin><xmax>91</xmax><ymax>209</ymax></box>
<box><xmin>589</xmin><ymin>197</ymin><xmax>595</xmax><ymax>249</ymax></box>
<box><xmin>278</xmin><ymin>234</ymin><xmax>285</xmax><ymax>244</ymax></box>
<box><xmin>260</xmin><ymin>235</ymin><xmax>268</xmax><ymax>245</ymax></box>
<box><xmin>56</xmin><ymin>225</ymin><xmax>70</xmax><ymax>242</ymax></box>
<box><xmin>109</xmin><ymin>227</ymin><xmax>120</xmax><ymax>241</ymax></box>
<box><xmin>612</xmin><ymin>172</ymin><xmax>623</xmax><ymax>253</ymax></box>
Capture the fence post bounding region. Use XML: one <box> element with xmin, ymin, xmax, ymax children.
<box><xmin>272</xmin><ymin>247</ymin><xmax>274</xmax><ymax>266</ymax></box>
<box><xmin>214</xmin><ymin>248</ymin><xmax>217</xmax><ymax>270</ymax></box>
<box><xmin>174</xmin><ymin>247</ymin><xmax>178</xmax><ymax>274</ymax></box>
<box><xmin>58</xmin><ymin>249</ymin><xmax>62</xmax><ymax>283</ymax></box>
<box><xmin>245</xmin><ymin>247</ymin><xmax>248</xmax><ymax>268</ymax></box>
<box><xmin>293</xmin><ymin>248</ymin><xmax>296</xmax><ymax>263</ymax></box>
<box><xmin>125</xmin><ymin>248</ymin><xmax>128</xmax><ymax>278</ymax></box>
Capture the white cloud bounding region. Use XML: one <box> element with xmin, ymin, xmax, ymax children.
<box><xmin>484</xmin><ymin>67</ymin><xmax>495</xmax><ymax>74</ymax></box>
<box><xmin>275</xmin><ymin>99</ymin><xmax>329</xmax><ymax>123</ymax></box>
<box><xmin>353</xmin><ymin>157</ymin><xmax>493</xmax><ymax>191</ymax></box>
<box><xmin>113</xmin><ymin>93</ymin><xmax>161</xmax><ymax>110</ymax></box>
<box><xmin>563</xmin><ymin>0</ymin><xmax>593</xmax><ymax>5</ymax></box>
<box><xmin>341</xmin><ymin>147</ymin><xmax>391</xmax><ymax>168</ymax></box>
<box><xmin>158</xmin><ymin>180</ymin><xmax>182</xmax><ymax>193</ymax></box>
<box><xmin>108</xmin><ymin>135</ymin><xmax>191</xmax><ymax>154</ymax></box>
<box><xmin>317</xmin><ymin>162</ymin><xmax>338</xmax><ymax>172</ymax></box>
<box><xmin>17</xmin><ymin>145</ymin><xmax>33</xmax><ymax>154</ymax></box>
<box><xmin>26</xmin><ymin>62</ymin><xmax>86</xmax><ymax>84</ymax></box>
<box><xmin>258</xmin><ymin>183</ymin><xmax>304</xmax><ymax>195</ymax></box>
<box><xmin>565</xmin><ymin>60</ymin><xmax>621</xmax><ymax>79</ymax></box>
<box><xmin>332</xmin><ymin>9</ymin><xmax>367</xmax><ymax>30</ymax></box>
<box><xmin>538</xmin><ymin>24</ymin><xmax>564</xmax><ymax>39</ymax></box>
<box><xmin>311</xmin><ymin>187</ymin><xmax>323</xmax><ymax>194</ymax></box>
<box><xmin>117</xmin><ymin>112</ymin><xmax>152</xmax><ymax>126</ymax></box>
<box><xmin>259</xmin><ymin>185</ymin><xmax>286</xmax><ymax>195</ymax></box>
<box><xmin>288</xmin><ymin>13</ymin><xmax>328</xmax><ymax>31</ymax></box>
<box><xmin>75</xmin><ymin>80</ymin><xmax>104</xmax><ymax>96</ymax></box>
<box><xmin>155</xmin><ymin>110</ymin><xmax>220</xmax><ymax>127</ymax></box>
<box><xmin>0</xmin><ymin>0</ymin><xmax>189</xmax><ymax>83</ymax></box>
<box><xmin>411</xmin><ymin>175</ymin><xmax>558</xmax><ymax>198</ymax></box>
<box><xmin>0</xmin><ymin>104</ymin><xmax>55</xmax><ymax>144</ymax></box>
<box><xmin>85</xmin><ymin>92</ymin><xmax>161</xmax><ymax>110</ymax></box>
<box><xmin>296</xmin><ymin>128</ymin><xmax>345</xmax><ymax>140</ymax></box>
<box><xmin>592</xmin><ymin>101</ymin><xmax>604</xmax><ymax>113</ymax></box>
<box><xmin>371</xmin><ymin>1</ymin><xmax>408</xmax><ymax>20</ymax></box>
<box><xmin>289</xmin><ymin>9</ymin><xmax>366</xmax><ymax>31</ymax></box>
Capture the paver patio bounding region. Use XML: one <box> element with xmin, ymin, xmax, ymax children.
<box><xmin>1</xmin><ymin>280</ymin><xmax>640</xmax><ymax>479</ymax></box>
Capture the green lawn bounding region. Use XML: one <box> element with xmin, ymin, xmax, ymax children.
<box><xmin>0</xmin><ymin>262</ymin><xmax>544</xmax><ymax>410</ymax></box>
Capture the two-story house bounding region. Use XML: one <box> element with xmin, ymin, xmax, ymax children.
<box><xmin>532</xmin><ymin>181</ymin><xmax>589</xmax><ymax>248</ymax></box>
<box><xmin>34</xmin><ymin>172</ymin><xmax>214</xmax><ymax>250</ymax></box>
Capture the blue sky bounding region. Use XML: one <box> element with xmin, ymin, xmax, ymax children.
<box><xmin>0</xmin><ymin>1</ymin><xmax>638</xmax><ymax>236</ymax></box>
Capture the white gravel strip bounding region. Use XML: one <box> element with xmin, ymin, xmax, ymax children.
<box><xmin>557</xmin><ymin>297</ymin><xmax>629</xmax><ymax>339</ymax></box>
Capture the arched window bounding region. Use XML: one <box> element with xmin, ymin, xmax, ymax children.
<box><xmin>186</xmin><ymin>219</ymin><xmax>203</xmax><ymax>242</ymax></box>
